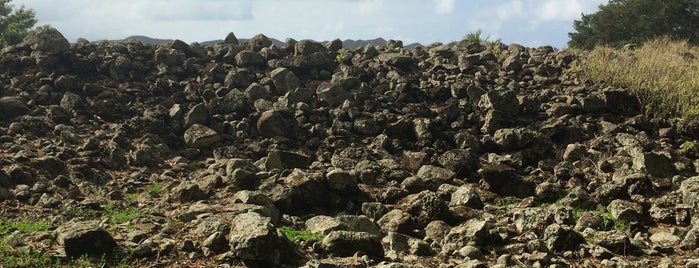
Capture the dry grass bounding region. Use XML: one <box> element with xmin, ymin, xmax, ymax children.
<box><xmin>574</xmin><ymin>36</ymin><xmax>699</xmax><ymax>118</ymax></box>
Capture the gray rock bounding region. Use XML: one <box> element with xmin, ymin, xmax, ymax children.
<box><xmin>257</xmin><ymin>110</ymin><xmax>287</xmax><ymax>138</ymax></box>
<box><xmin>56</xmin><ymin>220</ymin><xmax>117</xmax><ymax>258</ymax></box>
<box><xmin>224</xmin><ymin>32</ymin><xmax>239</xmax><ymax>44</ymax></box>
<box><xmin>335</xmin><ymin>215</ymin><xmax>382</xmax><ymax>236</ymax></box>
<box><xmin>229</xmin><ymin>212</ymin><xmax>299</xmax><ymax>265</ymax></box>
<box><xmin>326</xmin><ymin>169</ymin><xmax>357</xmax><ymax>192</ymax></box>
<box><xmin>184</xmin><ymin>103</ymin><xmax>209</xmax><ymax>128</ymax></box>
<box><xmin>632</xmin><ymin>151</ymin><xmax>675</xmax><ymax>178</ymax></box>
<box><xmin>250</xmin><ymin>34</ymin><xmax>273</xmax><ymax>51</ymax></box>
<box><xmin>223</xmin><ymin>70</ymin><xmax>251</xmax><ymax>89</ymax></box>
<box><xmin>607</xmin><ymin>199</ymin><xmax>643</xmax><ymax>222</ymax></box>
<box><xmin>424</xmin><ymin>220</ymin><xmax>451</xmax><ymax>245</ymax></box>
<box><xmin>264</xmin><ymin>150</ymin><xmax>310</xmax><ymax>171</ymax></box>
<box><xmin>322</xmin><ymin>230</ymin><xmax>384</xmax><ymax>258</ymax></box>
<box><xmin>60</xmin><ymin>92</ymin><xmax>85</xmax><ymax>114</ymax></box>
<box><xmin>478</xmin><ymin>89</ymin><xmax>519</xmax><ymax>117</ymax></box>
<box><xmin>481</xmin><ymin>110</ymin><xmax>511</xmax><ymax>135</ymax></box>
<box><xmin>416</xmin><ymin>165</ymin><xmax>455</xmax><ymax>186</ymax></box>
<box><xmin>377</xmin><ymin>209</ymin><xmax>413</xmax><ymax>234</ymax></box>
<box><xmin>378</xmin><ymin>53</ymin><xmax>414</xmax><ymax>68</ymax></box>
<box><xmin>295</xmin><ymin>40</ymin><xmax>326</xmax><ymax>56</ymax></box>
<box><xmin>383</xmin><ymin>232</ymin><xmax>433</xmax><ymax>257</ymax></box>
<box><xmin>168</xmin><ymin>181</ymin><xmax>208</xmax><ymax>202</ymax></box>
<box><xmin>202</xmin><ymin>231</ymin><xmax>229</xmax><ymax>256</ymax></box>
<box><xmin>580</xmin><ymin>95</ymin><xmax>606</xmax><ymax>113</ymax></box>
<box><xmin>325</xmin><ymin>38</ymin><xmax>343</xmax><ymax>51</ymax></box>
<box><xmin>681</xmin><ymin>176</ymin><xmax>699</xmax><ymax>213</ymax></box>
<box><xmin>184</xmin><ymin>124</ymin><xmax>222</xmax><ymax>148</ymax></box>
<box><xmin>596</xmin><ymin>231</ymin><xmax>636</xmax><ymax>255</ymax></box>
<box><xmin>236</xmin><ymin>50</ymin><xmax>266</xmax><ymax>68</ymax></box>
<box><xmin>492</xmin><ymin>128</ymin><xmax>537</xmax><ymax>151</ymax></box>
<box><xmin>562</xmin><ymin>143</ymin><xmax>587</xmax><ymax>161</ymax></box>
<box><xmin>229</xmin><ymin>168</ymin><xmax>259</xmax><ymax>190</ymax></box>
<box><xmin>450</xmin><ymin>184</ymin><xmax>483</xmax><ymax>209</ymax></box>
<box><xmin>270</xmin><ymin>67</ymin><xmax>300</xmax><ymax>94</ymax></box>
<box><xmin>245</xmin><ymin>83</ymin><xmax>270</xmax><ymax>101</ymax></box>
<box><xmin>353</xmin><ymin>118</ymin><xmax>380</xmax><ymax>136</ymax></box>
<box><xmin>23</xmin><ymin>26</ymin><xmax>70</xmax><ymax>55</ymax></box>
<box><xmin>438</xmin><ymin>149</ymin><xmax>479</xmax><ymax>177</ymax></box>
<box><xmin>443</xmin><ymin>219</ymin><xmax>491</xmax><ymax>250</ymax></box>
<box><xmin>543</xmin><ymin>223</ymin><xmax>584</xmax><ymax>252</ymax></box>
<box><xmin>305</xmin><ymin>215</ymin><xmax>347</xmax><ymax>235</ymax></box>
<box><xmin>0</xmin><ymin>97</ymin><xmax>29</xmax><ymax>119</ymax></box>
<box><xmin>317</xmin><ymin>82</ymin><xmax>350</xmax><ymax>107</ymax></box>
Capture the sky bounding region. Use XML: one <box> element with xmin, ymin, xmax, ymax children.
<box><xmin>11</xmin><ymin>0</ymin><xmax>607</xmax><ymax>49</ymax></box>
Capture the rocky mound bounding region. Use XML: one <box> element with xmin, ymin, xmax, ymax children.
<box><xmin>1</xmin><ymin>26</ymin><xmax>699</xmax><ymax>267</ymax></box>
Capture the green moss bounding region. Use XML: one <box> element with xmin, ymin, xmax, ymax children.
<box><xmin>278</xmin><ymin>226</ymin><xmax>324</xmax><ymax>242</ymax></box>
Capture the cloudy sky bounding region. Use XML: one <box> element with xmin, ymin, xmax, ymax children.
<box><xmin>12</xmin><ymin>0</ymin><xmax>607</xmax><ymax>48</ymax></box>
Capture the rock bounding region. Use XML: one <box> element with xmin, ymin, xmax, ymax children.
<box><xmin>236</xmin><ymin>50</ymin><xmax>266</xmax><ymax>68</ymax></box>
<box><xmin>184</xmin><ymin>124</ymin><xmax>222</xmax><ymax>148</ymax></box>
<box><xmin>415</xmin><ymin>165</ymin><xmax>455</xmax><ymax>187</ymax></box>
<box><xmin>224</xmin><ymin>32</ymin><xmax>239</xmax><ymax>44</ymax></box>
<box><xmin>322</xmin><ymin>231</ymin><xmax>384</xmax><ymax>259</ymax></box>
<box><xmin>681</xmin><ymin>176</ymin><xmax>699</xmax><ymax>213</ymax></box>
<box><xmin>0</xmin><ymin>97</ymin><xmax>29</xmax><ymax>119</ymax></box>
<box><xmin>438</xmin><ymin>149</ymin><xmax>480</xmax><ymax>177</ymax></box>
<box><xmin>492</xmin><ymin>128</ymin><xmax>536</xmax><ymax>151</ymax></box>
<box><xmin>478</xmin><ymin>89</ymin><xmax>519</xmax><ymax>117</ymax></box>
<box><xmin>607</xmin><ymin>199</ymin><xmax>644</xmax><ymax>222</ymax></box>
<box><xmin>377</xmin><ymin>209</ymin><xmax>413</xmax><ymax>234</ymax></box>
<box><xmin>264</xmin><ymin>150</ymin><xmax>310</xmax><ymax>170</ymax></box>
<box><xmin>168</xmin><ymin>181</ymin><xmax>208</xmax><ymax>202</ymax></box>
<box><xmin>326</xmin><ymin>169</ymin><xmax>358</xmax><ymax>192</ymax></box>
<box><xmin>270</xmin><ymin>67</ymin><xmax>300</xmax><ymax>94</ymax></box>
<box><xmin>295</xmin><ymin>40</ymin><xmax>327</xmax><ymax>56</ymax></box>
<box><xmin>443</xmin><ymin>219</ymin><xmax>491</xmax><ymax>250</ymax></box>
<box><xmin>562</xmin><ymin>143</ymin><xmax>587</xmax><ymax>161</ymax></box>
<box><xmin>450</xmin><ymin>184</ymin><xmax>484</xmax><ymax>209</ymax></box>
<box><xmin>335</xmin><ymin>215</ymin><xmax>382</xmax><ymax>236</ymax></box>
<box><xmin>229</xmin><ymin>212</ymin><xmax>300</xmax><ymax>265</ymax></box>
<box><xmin>424</xmin><ymin>220</ymin><xmax>451</xmax><ymax>245</ymax></box>
<box><xmin>250</xmin><ymin>34</ymin><xmax>273</xmax><ymax>51</ymax></box>
<box><xmin>317</xmin><ymin>82</ymin><xmax>351</xmax><ymax>107</ymax></box>
<box><xmin>543</xmin><ymin>223</ymin><xmax>584</xmax><ymax>252</ymax></box>
<box><xmin>23</xmin><ymin>26</ymin><xmax>70</xmax><ymax>55</ymax></box>
<box><xmin>632</xmin><ymin>151</ymin><xmax>675</xmax><ymax>178</ymax></box>
<box><xmin>56</xmin><ymin>220</ymin><xmax>117</xmax><ymax>258</ymax></box>
<box><xmin>306</xmin><ymin>215</ymin><xmax>347</xmax><ymax>235</ymax></box>
<box><xmin>378</xmin><ymin>53</ymin><xmax>414</xmax><ymax>68</ymax></box>
<box><xmin>398</xmin><ymin>190</ymin><xmax>450</xmax><ymax>228</ymax></box>
<box><xmin>184</xmin><ymin>103</ymin><xmax>209</xmax><ymax>128</ymax></box>
<box><xmin>257</xmin><ymin>110</ymin><xmax>287</xmax><ymax>138</ymax></box>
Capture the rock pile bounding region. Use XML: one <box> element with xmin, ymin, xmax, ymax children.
<box><xmin>1</xmin><ymin>26</ymin><xmax>699</xmax><ymax>267</ymax></box>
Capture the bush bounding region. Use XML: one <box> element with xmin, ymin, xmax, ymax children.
<box><xmin>568</xmin><ymin>0</ymin><xmax>699</xmax><ymax>50</ymax></box>
<box><xmin>573</xmin><ymin>36</ymin><xmax>699</xmax><ymax>118</ymax></box>
<box><xmin>0</xmin><ymin>0</ymin><xmax>37</xmax><ymax>47</ymax></box>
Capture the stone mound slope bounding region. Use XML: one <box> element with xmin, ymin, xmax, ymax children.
<box><xmin>1</xmin><ymin>26</ymin><xmax>699</xmax><ymax>267</ymax></box>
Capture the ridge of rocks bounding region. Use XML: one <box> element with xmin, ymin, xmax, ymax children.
<box><xmin>1</xmin><ymin>26</ymin><xmax>699</xmax><ymax>267</ymax></box>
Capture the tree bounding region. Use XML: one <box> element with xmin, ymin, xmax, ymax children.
<box><xmin>568</xmin><ymin>0</ymin><xmax>699</xmax><ymax>50</ymax></box>
<box><xmin>0</xmin><ymin>0</ymin><xmax>37</xmax><ymax>47</ymax></box>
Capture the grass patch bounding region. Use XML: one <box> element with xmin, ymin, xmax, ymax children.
<box><xmin>278</xmin><ymin>226</ymin><xmax>324</xmax><ymax>242</ymax></box>
<box><xmin>495</xmin><ymin>197</ymin><xmax>521</xmax><ymax>208</ymax></box>
<box><xmin>145</xmin><ymin>182</ymin><xmax>162</xmax><ymax>195</ymax></box>
<box><xmin>601</xmin><ymin>211</ymin><xmax>626</xmax><ymax>231</ymax></box>
<box><xmin>105</xmin><ymin>203</ymin><xmax>144</xmax><ymax>226</ymax></box>
<box><xmin>0</xmin><ymin>217</ymin><xmax>49</xmax><ymax>236</ymax></box>
<box><xmin>574</xmin><ymin>36</ymin><xmax>699</xmax><ymax>118</ymax></box>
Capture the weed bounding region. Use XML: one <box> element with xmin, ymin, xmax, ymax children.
<box><xmin>680</xmin><ymin>140</ymin><xmax>699</xmax><ymax>158</ymax></box>
<box><xmin>571</xmin><ymin>208</ymin><xmax>588</xmax><ymax>221</ymax></box>
<box><xmin>278</xmin><ymin>226</ymin><xmax>324</xmax><ymax>242</ymax></box>
<box><xmin>146</xmin><ymin>182</ymin><xmax>163</xmax><ymax>194</ymax></box>
<box><xmin>105</xmin><ymin>203</ymin><xmax>144</xmax><ymax>226</ymax></box>
<box><xmin>496</xmin><ymin>197</ymin><xmax>520</xmax><ymax>208</ymax></box>
<box><xmin>463</xmin><ymin>29</ymin><xmax>501</xmax><ymax>45</ymax></box>
<box><xmin>601</xmin><ymin>211</ymin><xmax>626</xmax><ymax>231</ymax></box>
<box><xmin>0</xmin><ymin>217</ymin><xmax>49</xmax><ymax>235</ymax></box>
<box><xmin>335</xmin><ymin>54</ymin><xmax>344</xmax><ymax>64</ymax></box>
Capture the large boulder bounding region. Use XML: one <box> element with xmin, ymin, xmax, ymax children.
<box><xmin>229</xmin><ymin>212</ymin><xmax>301</xmax><ymax>265</ymax></box>
<box><xmin>23</xmin><ymin>26</ymin><xmax>70</xmax><ymax>55</ymax></box>
<box><xmin>56</xmin><ymin>220</ymin><xmax>117</xmax><ymax>258</ymax></box>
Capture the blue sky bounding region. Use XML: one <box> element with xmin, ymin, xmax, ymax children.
<box><xmin>12</xmin><ymin>0</ymin><xmax>607</xmax><ymax>48</ymax></box>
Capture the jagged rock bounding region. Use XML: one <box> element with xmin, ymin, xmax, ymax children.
<box><xmin>236</xmin><ymin>50</ymin><xmax>266</xmax><ymax>68</ymax></box>
<box><xmin>607</xmin><ymin>199</ymin><xmax>644</xmax><ymax>222</ymax></box>
<box><xmin>442</xmin><ymin>219</ymin><xmax>491</xmax><ymax>250</ymax></box>
<box><xmin>23</xmin><ymin>26</ymin><xmax>70</xmax><ymax>55</ymax></box>
<box><xmin>450</xmin><ymin>184</ymin><xmax>484</xmax><ymax>209</ymax></box>
<box><xmin>257</xmin><ymin>110</ymin><xmax>287</xmax><ymax>138</ymax></box>
<box><xmin>0</xmin><ymin>97</ymin><xmax>29</xmax><ymax>119</ymax></box>
<box><xmin>295</xmin><ymin>40</ymin><xmax>326</xmax><ymax>56</ymax></box>
<box><xmin>229</xmin><ymin>212</ymin><xmax>300</xmax><ymax>265</ymax></box>
<box><xmin>438</xmin><ymin>149</ymin><xmax>479</xmax><ymax>177</ymax></box>
<box><xmin>264</xmin><ymin>150</ymin><xmax>310</xmax><ymax>170</ymax></box>
<box><xmin>317</xmin><ymin>82</ymin><xmax>350</xmax><ymax>107</ymax></box>
<box><xmin>306</xmin><ymin>215</ymin><xmax>347</xmax><ymax>234</ymax></box>
<box><xmin>250</xmin><ymin>34</ymin><xmax>273</xmax><ymax>51</ymax></box>
<box><xmin>56</xmin><ymin>220</ymin><xmax>117</xmax><ymax>258</ymax></box>
<box><xmin>184</xmin><ymin>124</ymin><xmax>222</xmax><ymax>148</ymax></box>
<box><xmin>270</xmin><ymin>67</ymin><xmax>300</xmax><ymax>94</ymax></box>
<box><xmin>378</xmin><ymin>209</ymin><xmax>413</xmax><ymax>234</ymax></box>
<box><xmin>681</xmin><ymin>176</ymin><xmax>699</xmax><ymax>212</ymax></box>
<box><xmin>478</xmin><ymin>89</ymin><xmax>519</xmax><ymax>117</ymax></box>
<box><xmin>543</xmin><ymin>223</ymin><xmax>584</xmax><ymax>252</ymax></box>
<box><xmin>326</xmin><ymin>169</ymin><xmax>358</xmax><ymax>192</ymax></box>
<box><xmin>322</xmin><ymin>230</ymin><xmax>384</xmax><ymax>258</ymax></box>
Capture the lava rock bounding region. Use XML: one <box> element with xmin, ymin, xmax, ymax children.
<box><xmin>56</xmin><ymin>220</ymin><xmax>117</xmax><ymax>258</ymax></box>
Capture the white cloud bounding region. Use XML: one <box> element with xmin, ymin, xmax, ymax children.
<box><xmin>433</xmin><ymin>0</ymin><xmax>455</xmax><ymax>14</ymax></box>
<box><xmin>537</xmin><ymin>0</ymin><xmax>584</xmax><ymax>21</ymax></box>
<box><xmin>353</xmin><ymin>0</ymin><xmax>384</xmax><ymax>15</ymax></box>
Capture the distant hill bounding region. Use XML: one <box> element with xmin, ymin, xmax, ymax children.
<box><xmin>119</xmin><ymin>35</ymin><xmax>422</xmax><ymax>50</ymax></box>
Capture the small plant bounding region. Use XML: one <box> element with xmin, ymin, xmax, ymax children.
<box><xmin>335</xmin><ymin>54</ymin><xmax>345</xmax><ymax>64</ymax></box>
<box><xmin>496</xmin><ymin>197</ymin><xmax>520</xmax><ymax>208</ymax></box>
<box><xmin>571</xmin><ymin>208</ymin><xmax>588</xmax><ymax>221</ymax></box>
<box><xmin>601</xmin><ymin>211</ymin><xmax>626</xmax><ymax>231</ymax></box>
<box><xmin>105</xmin><ymin>203</ymin><xmax>144</xmax><ymax>226</ymax></box>
<box><xmin>278</xmin><ymin>226</ymin><xmax>324</xmax><ymax>242</ymax></box>
<box><xmin>463</xmin><ymin>29</ymin><xmax>501</xmax><ymax>45</ymax></box>
<box><xmin>146</xmin><ymin>182</ymin><xmax>162</xmax><ymax>195</ymax></box>
<box><xmin>680</xmin><ymin>140</ymin><xmax>699</xmax><ymax>158</ymax></box>
<box><xmin>0</xmin><ymin>217</ymin><xmax>49</xmax><ymax>235</ymax></box>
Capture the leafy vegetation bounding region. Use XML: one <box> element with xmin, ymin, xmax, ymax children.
<box><xmin>573</xmin><ymin>36</ymin><xmax>699</xmax><ymax>118</ymax></box>
<box><xmin>278</xmin><ymin>226</ymin><xmax>324</xmax><ymax>242</ymax></box>
<box><xmin>680</xmin><ymin>140</ymin><xmax>699</xmax><ymax>159</ymax></box>
<box><xmin>0</xmin><ymin>0</ymin><xmax>37</xmax><ymax>47</ymax></box>
<box><xmin>568</xmin><ymin>0</ymin><xmax>699</xmax><ymax>49</ymax></box>
<box><xmin>105</xmin><ymin>202</ymin><xmax>144</xmax><ymax>226</ymax></box>
<box><xmin>463</xmin><ymin>29</ymin><xmax>500</xmax><ymax>45</ymax></box>
<box><xmin>601</xmin><ymin>211</ymin><xmax>626</xmax><ymax>231</ymax></box>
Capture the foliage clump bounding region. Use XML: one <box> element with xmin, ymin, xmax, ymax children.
<box><xmin>574</xmin><ymin>36</ymin><xmax>699</xmax><ymax>118</ymax></box>
<box><xmin>0</xmin><ymin>0</ymin><xmax>37</xmax><ymax>47</ymax></box>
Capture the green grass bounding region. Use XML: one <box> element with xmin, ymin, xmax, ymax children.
<box><xmin>0</xmin><ymin>217</ymin><xmax>49</xmax><ymax>235</ymax></box>
<box><xmin>105</xmin><ymin>203</ymin><xmax>144</xmax><ymax>226</ymax></box>
<box><xmin>146</xmin><ymin>182</ymin><xmax>162</xmax><ymax>195</ymax></box>
<box><xmin>601</xmin><ymin>211</ymin><xmax>626</xmax><ymax>231</ymax></box>
<box><xmin>496</xmin><ymin>197</ymin><xmax>520</xmax><ymax>208</ymax></box>
<box><xmin>278</xmin><ymin>226</ymin><xmax>324</xmax><ymax>242</ymax></box>
<box><xmin>574</xmin><ymin>36</ymin><xmax>699</xmax><ymax>118</ymax></box>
